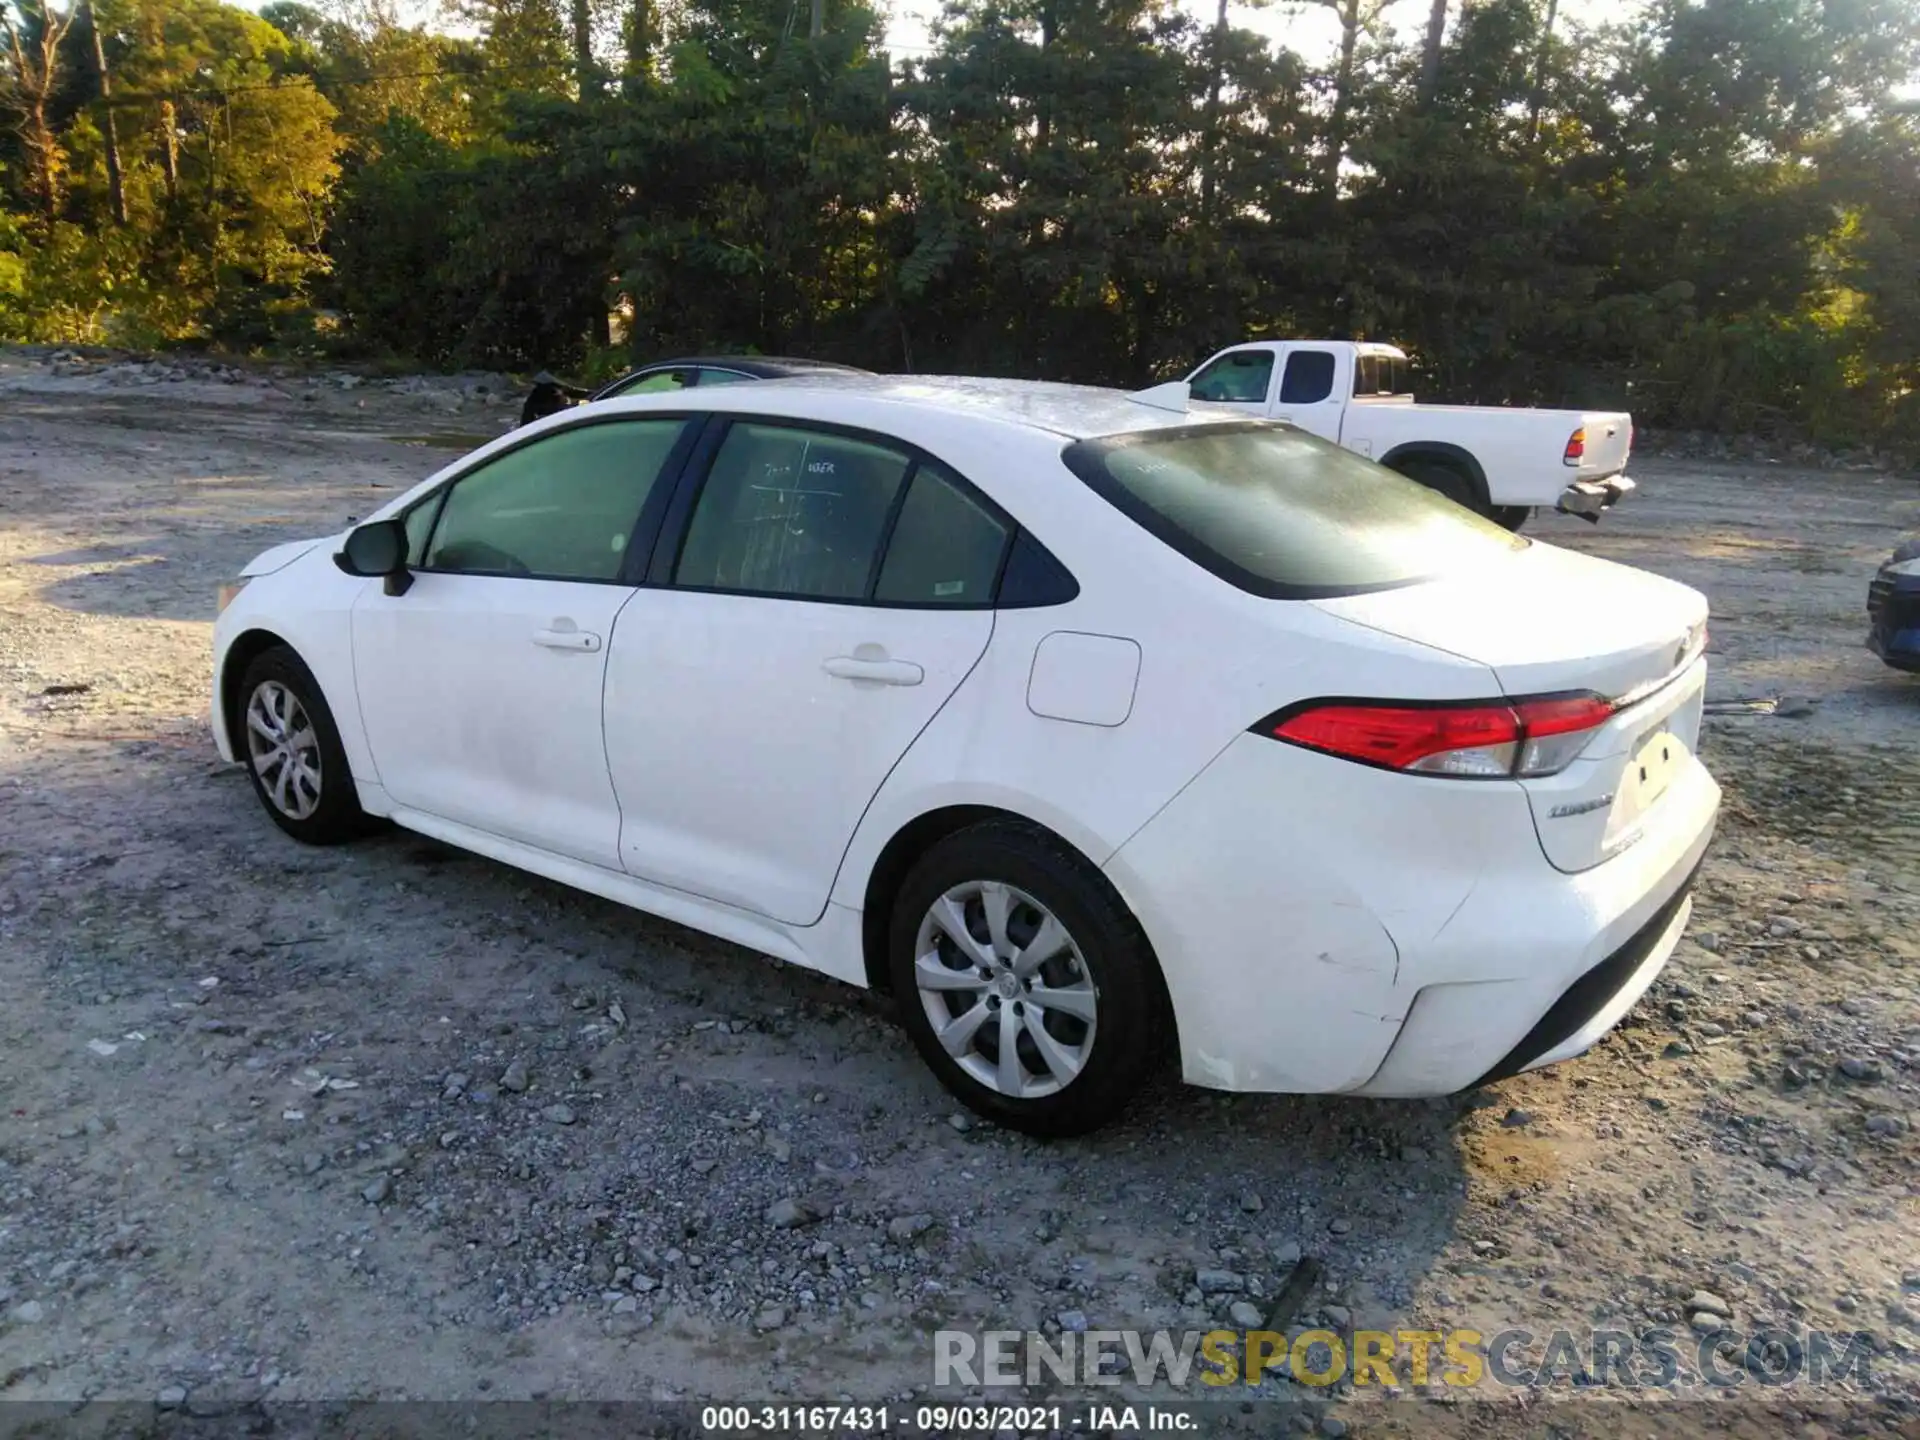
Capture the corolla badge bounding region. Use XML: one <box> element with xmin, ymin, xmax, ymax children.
<box><xmin>1549</xmin><ymin>794</ymin><xmax>1615</xmax><ymax>819</ymax></box>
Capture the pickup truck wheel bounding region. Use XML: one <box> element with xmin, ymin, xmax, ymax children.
<box><xmin>1492</xmin><ymin>505</ymin><xmax>1531</xmax><ymax>532</ymax></box>
<box><xmin>1394</xmin><ymin>458</ymin><xmax>1487</xmax><ymax>517</ymax></box>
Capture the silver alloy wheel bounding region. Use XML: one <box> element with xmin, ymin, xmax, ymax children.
<box><xmin>245</xmin><ymin>679</ymin><xmax>323</xmax><ymax>821</ymax></box>
<box><xmin>913</xmin><ymin>880</ymin><xmax>1098</xmax><ymax>1100</ymax></box>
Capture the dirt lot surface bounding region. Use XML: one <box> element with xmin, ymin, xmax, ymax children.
<box><xmin>1</xmin><ymin>351</ymin><xmax>1918</xmax><ymax>1437</ymax></box>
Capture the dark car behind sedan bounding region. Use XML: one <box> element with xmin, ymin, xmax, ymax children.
<box><xmin>520</xmin><ymin>356</ymin><xmax>871</xmax><ymax>427</ymax></box>
<box><xmin>1868</xmin><ymin>538</ymin><xmax>1920</xmax><ymax>672</ymax></box>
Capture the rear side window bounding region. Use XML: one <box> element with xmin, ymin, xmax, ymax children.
<box><xmin>1279</xmin><ymin>351</ymin><xmax>1336</xmax><ymax>404</ymax></box>
<box><xmin>874</xmin><ymin>463</ymin><xmax>1012</xmax><ymax>605</ymax></box>
<box><xmin>1189</xmin><ymin>350</ymin><xmax>1273</xmax><ymax>404</ymax></box>
<box><xmin>1061</xmin><ymin>422</ymin><xmax>1524</xmax><ymax>598</ymax></box>
<box><xmin>674</xmin><ymin>423</ymin><xmax>911</xmax><ymax>600</ymax></box>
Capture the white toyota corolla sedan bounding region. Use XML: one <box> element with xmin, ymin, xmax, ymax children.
<box><xmin>211</xmin><ymin>375</ymin><xmax>1719</xmax><ymax>1135</ymax></box>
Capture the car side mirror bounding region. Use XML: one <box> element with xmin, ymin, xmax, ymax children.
<box><xmin>334</xmin><ymin>518</ymin><xmax>413</xmax><ymax>595</ymax></box>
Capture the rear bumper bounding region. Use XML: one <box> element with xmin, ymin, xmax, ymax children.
<box><xmin>1102</xmin><ymin>731</ymin><xmax>1719</xmax><ymax>1097</ymax></box>
<box><xmin>1469</xmin><ymin>867</ymin><xmax>1697</xmax><ymax>1087</ymax></box>
<box><xmin>1557</xmin><ymin>474</ymin><xmax>1636</xmax><ymax>522</ymax></box>
<box><xmin>1351</xmin><ymin>760</ymin><xmax>1716</xmax><ymax>1096</ymax></box>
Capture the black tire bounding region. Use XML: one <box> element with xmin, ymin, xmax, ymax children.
<box><xmin>235</xmin><ymin>645</ymin><xmax>372</xmax><ymax>845</ymax></box>
<box><xmin>1492</xmin><ymin>505</ymin><xmax>1532</xmax><ymax>532</ymax></box>
<box><xmin>887</xmin><ymin>821</ymin><xmax>1168</xmax><ymax>1138</ymax></box>
<box><xmin>1395</xmin><ymin>457</ymin><xmax>1487</xmax><ymax>517</ymax></box>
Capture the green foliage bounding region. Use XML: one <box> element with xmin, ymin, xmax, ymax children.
<box><xmin>3</xmin><ymin>0</ymin><xmax>1920</xmax><ymax>451</ymax></box>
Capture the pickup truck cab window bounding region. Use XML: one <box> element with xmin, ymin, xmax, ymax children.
<box><xmin>1279</xmin><ymin>351</ymin><xmax>1336</xmax><ymax>404</ymax></box>
<box><xmin>1352</xmin><ymin>353</ymin><xmax>1409</xmax><ymax>396</ymax></box>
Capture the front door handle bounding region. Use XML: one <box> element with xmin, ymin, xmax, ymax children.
<box><xmin>533</xmin><ymin>627</ymin><xmax>602</xmax><ymax>652</ymax></box>
<box><xmin>823</xmin><ymin>655</ymin><xmax>923</xmax><ymax>686</ymax></box>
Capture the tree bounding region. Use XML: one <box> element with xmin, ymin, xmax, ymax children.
<box><xmin>1</xmin><ymin>1</ymin><xmax>78</xmax><ymax>221</ymax></box>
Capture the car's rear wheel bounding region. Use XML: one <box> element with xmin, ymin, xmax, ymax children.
<box><xmin>237</xmin><ymin>646</ymin><xmax>370</xmax><ymax>845</ymax></box>
<box><xmin>888</xmin><ymin>822</ymin><xmax>1166</xmax><ymax>1137</ymax></box>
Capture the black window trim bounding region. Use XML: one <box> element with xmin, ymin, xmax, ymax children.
<box><xmin>1059</xmin><ymin>418</ymin><xmax>1519</xmax><ymax>602</ymax></box>
<box><xmin>385</xmin><ymin>410</ymin><xmax>1080</xmax><ymax>611</ymax></box>
<box><xmin>652</xmin><ymin>413</ymin><xmax>1044</xmax><ymax>612</ymax></box>
<box><xmin>400</xmin><ymin>410</ymin><xmax>706</xmax><ymax>588</ymax></box>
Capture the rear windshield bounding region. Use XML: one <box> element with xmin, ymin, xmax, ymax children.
<box><xmin>1061</xmin><ymin>421</ymin><xmax>1525</xmax><ymax>598</ymax></box>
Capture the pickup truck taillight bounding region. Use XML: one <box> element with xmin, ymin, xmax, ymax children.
<box><xmin>1562</xmin><ymin>427</ymin><xmax>1586</xmax><ymax>466</ymax></box>
<box><xmin>1260</xmin><ymin>694</ymin><xmax>1615</xmax><ymax>779</ymax></box>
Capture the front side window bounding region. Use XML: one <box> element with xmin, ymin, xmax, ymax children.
<box><xmin>424</xmin><ymin>418</ymin><xmax>689</xmax><ymax>581</ymax></box>
<box><xmin>1279</xmin><ymin>351</ymin><xmax>1336</xmax><ymax>404</ymax></box>
<box><xmin>403</xmin><ymin>489</ymin><xmax>446</xmax><ymax>566</ymax></box>
<box><xmin>874</xmin><ymin>462</ymin><xmax>1012</xmax><ymax>605</ymax></box>
<box><xmin>674</xmin><ymin>423</ymin><xmax>912</xmax><ymax>600</ymax></box>
<box><xmin>1189</xmin><ymin>350</ymin><xmax>1274</xmax><ymax>404</ymax></box>
<box><xmin>1062</xmin><ymin>421</ymin><xmax>1524</xmax><ymax>598</ymax></box>
<box><xmin>693</xmin><ymin>368</ymin><xmax>756</xmax><ymax>388</ymax></box>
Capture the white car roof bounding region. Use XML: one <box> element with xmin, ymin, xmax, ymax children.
<box><xmin>671</xmin><ymin>373</ymin><xmax>1244</xmax><ymax>442</ymax></box>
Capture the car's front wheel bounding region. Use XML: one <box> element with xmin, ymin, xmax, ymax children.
<box><xmin>888</xmin><ymin>822</ymin><xmax>1167</xmax><ymax>1137</ymax></box>
<box><xmin>236</xmin><ymin>646</ymin><xmax>371</xmax><ymax>845</ymax></box>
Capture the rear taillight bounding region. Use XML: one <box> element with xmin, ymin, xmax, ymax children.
<box><xmin>1562</xmin><ymin>427</ymin><xmax>1586</xmax><ymax>466</ymax></box>
<box><xmin>1263</xmin><ymin>693</ymin><xmax>1614</xmax><ymax>779</ymax></box>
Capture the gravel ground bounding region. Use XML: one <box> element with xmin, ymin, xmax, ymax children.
<box><xmin>1</xmin><ymin>350</ymin><xmax>1917</xmax><ymax>1437</ymax></box>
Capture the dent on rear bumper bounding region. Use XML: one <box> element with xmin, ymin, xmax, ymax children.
<box><xmin>1352</xmin><ymin>762</ymin><xmax>1718</xmax><ymax>1096</ymax></box>
<box><xmin>1104</xmin><ymin>731</ymin><xmax>1720</xmax><ymax>1097</ymax></box>
<box><xmin>1103</xmin><ymin>734</ymin><xmax>1514</xmax><ymax>1095</ymax></box>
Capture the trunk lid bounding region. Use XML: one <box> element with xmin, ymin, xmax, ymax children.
<box><xmin>1313</xmin><ymin>541</ymin><xmax>1707</xmax><ymax>871</ymax></box>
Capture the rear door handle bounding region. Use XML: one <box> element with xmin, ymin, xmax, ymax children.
<box><xmin>823</xmin><ymin>656</ymin><xmax>923</xmax><ymax>686</ymax></box>
<box><xmin>533</xmin><ymin>628</ymin><xmax>602</xmax><ymax>652</ymax></box>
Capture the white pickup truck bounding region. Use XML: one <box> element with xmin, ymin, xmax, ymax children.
<box><xmin>1185</xmin><ymin>340</ymin><xmax>1634</xmax><ymax>527</ymax></box>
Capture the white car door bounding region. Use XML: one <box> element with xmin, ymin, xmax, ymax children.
<box><xmin>351</xmin><ymin>415</ymin><xmax>694</xmax><ymax>870</ymax></box>
<box><xmin>1268</xmin><ymin>347</ymin><xmax>1346</xmax><ymax>442</ymax></box>
<box><xmin>603</xmin><ymin>420</ymin><xmax>1009</xmax><ymax>925</ymax></box>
